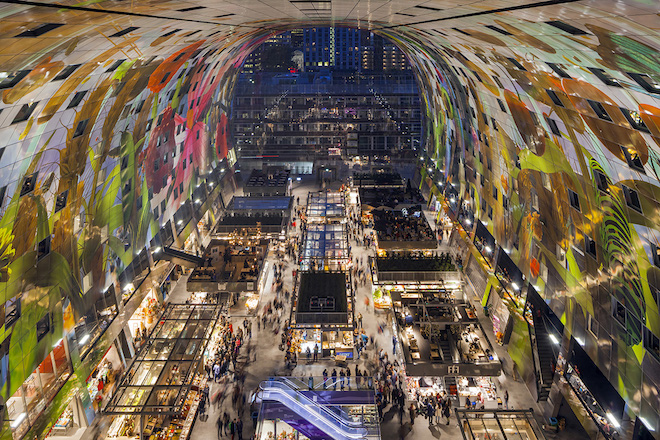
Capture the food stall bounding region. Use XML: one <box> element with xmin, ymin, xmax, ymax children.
<box><xmin>289</xmin><ymin>272</ymin><xmax>355</xmax><ymax>359</ymax></box>
<box><xmin>299</xmin><ymin>223</ymin><xmax>350</xmax><ymax>271</ymax></box>
<box><xmin>306</xmin><ymin>191</ymin><xmax>346</xmax><ymax>224</ymax></box>
<box><xmin>104</xmin><ymin>304</ymin><xmax>221</xmax><ymax>440</ymax></box>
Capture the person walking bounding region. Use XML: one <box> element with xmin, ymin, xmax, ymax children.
<box><xmin>444</xmin><ymin>397</ymin><xmax>452</xmax><ymax>425</ymax></box>
<box><xmin>222</xmin><ymin>412</ymin><xmax>230</xmax><ymax>436</ymax></box>
<box><xmin>409</xmin><ymin>403</ymin><xmax>416</xmax><ymax>425</ymax></box>
<box><xmin>323</xmin><ymin>369</ymin><xmax>328</xmax><ymax>389</ymax></box>
<box><xmin>392</xmin><ymin>335</ymin><xmax>397</xmax><ymax>355</ymax></box>
<box><xmin>236</xmin><ymin>418</ymin><xmax>243</xmax><ymax>440</ymax></box>
<box><xmin>313</xmin><ymin>343</ymin><xmax>319</xmax><ymax>362</ymax></box>
<box><xmin>504</xmin><ymin>390</ymin><xmax>509</xmax><ymax>409</ymax></box>
<box><xmin>340</xmin><ymin>369</ymin><xmax>346</xmax><ymax>390</ymax></box>
<box><xmin>332</xmin><ymin>369</ymin><xmax>338</xmax><ymax>390</ymax></box>
<box><xmin>346</xmin><ymin>368</ymin><xmax>351</xmax><ymax>389</ymax></box>
<box><xmin>427</xmin><ymin>400</ymin><xmax>435</xmax><ymax>426</ymax></box>
<box><xmin>308</xmin><ymin>375</ymin><xmax>314</xmax><ymax>390</ymax></box>
<box><xmin>216</xmin><ymin>415</ymin><xmax>223</xmax><ymax>439</ymax></box>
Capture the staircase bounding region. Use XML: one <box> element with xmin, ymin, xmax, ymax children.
<box><xmin>160</xmin><ymin>246</ymin><xmax>204</xmax><ymax>267</ymax></box>
<box><xmin>532</xmin><ymin>311</ymin><xmax>554</xmax><ymax>401</ymax></box>
<box><xmin>438</xmin><ymin>331</ymin><xmax>453</xmax><ymax>363</ymax></box>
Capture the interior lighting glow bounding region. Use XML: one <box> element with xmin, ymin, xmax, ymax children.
<box><xmin>484</xmin><ymin>246</ymin><xmax>492</xmax><ymax>253</ymax></box>
<box><xmin>549</xmin><ymin>334</ymin><xmax>559</xmax><ymax>345</ymax></box>
<box><xmin>10</xmin><ymin>413</ymin><xmax>26</xmax><ymax>428</ymax></box>
<box><xmin>606</xmin><ymin>413</ymin><xmax>620</xmax><ymax>429</ymax></box>
<box><xmin>639</xmin><ymin>417</ymin><xmax>655</xmax><ymax>431</ymax></box>
<box><xmin>511</xmin><ymin>282</ymin><xmax>519</xmax><ymax>290</ymax></box>
<box><xmin>78</xmin><ymin>334</ymin><xmax>90</xmax><ymax>346</ymax></box>
<box><xmin>575</xmin><ymin>337</ymin><xmax>585</xmax><ymax>347</ymax></box>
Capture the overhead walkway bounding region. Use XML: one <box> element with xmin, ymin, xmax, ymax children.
<box><xmin>159</xmin><ymin>246</ymin><xmax>204</xmax><ymax>268</ymax></box>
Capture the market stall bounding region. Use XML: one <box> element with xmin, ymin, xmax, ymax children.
<box><xmin>290</xmin><ymin>272</ymin><xmax>355</xmax><ymax>358</ymax></box>
<box><xmin>305</xmin><ymin>191</ymin><xmax>346</xmax><ymax>223</ymax></box>
<box><xmin>299</xmin><ymin>223</ymin><xmax>349</xmax><ymax>271</ymax></box>
<box><xmin>104</xmin><ymin>304</ymin><xmax>221</xmax><ymax>440</ymax></box>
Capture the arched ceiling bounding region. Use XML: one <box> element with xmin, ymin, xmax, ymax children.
<box><xmin>0</xmin><ymin>0</ymin><xmax>659</xmax><ymax>437</ymax></box>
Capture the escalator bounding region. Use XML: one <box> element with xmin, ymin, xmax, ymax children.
<box><xmin>257</xmin><ymin>378</ymin><xmax>369</xmax><ymax>440</ymax></box>
<box><xmin>532</xmin><ymin>310</ymin><xmax>554</xmax><ymax>400</ymax></box>
<box><xmin>160</xmin><ymin>246</ymin><xmax>204</xmax><ymax>268</ymax></box>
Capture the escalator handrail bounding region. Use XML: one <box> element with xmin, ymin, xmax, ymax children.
<box><xmin>279</xmin><ymin>377</ymin><xmax>356</xmax><ymax>422</ymax></box>
<box><xmin>259</xmin><ymin>379</ymin><xmax>368</xmax><ymax>438</ymax></box>
<box><xmin>262</xmin><ymin>378</ymin><xmax>365</xmax><ymax>428</ymax></box>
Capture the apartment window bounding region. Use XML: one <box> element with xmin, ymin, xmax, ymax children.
<box><xmin>594</xmin><ymin>170</ymin><xmax>609</xmax><ymax>192</ymax></box>
<box><xmin>0</xmin><ymin>70</ymin><xmax>29</xmax><ymax>89</ymax></box>
<box><xmin>36</xmin><ymin>313</ymin><xmax>51</xmax><ymax>342</ymax></box>
<box><xmin>12</xmin><ymin>102</ymin><xmax>38</xmax><ymax>124</ymax></box>
<box><xmin>621</xmin><ymin>145</ymin><xmax>645</xmax><ymax>173</ymax></box>
<box><xmin>493</xmin><ymin>76</ymin><xmax>504</xmax><ymax>89</ymax></box>
<box><xmin>587</xmin><ymin>313</ymin><xmax>598</xmax><ymax>337</ymax></box>
<box><xmin>651</xmin><ymin>243</ymin><xmax>660</xmax><ymax>268</ymax></box>
<box><xmin>568</xmin><ymin>188</ymin><xmax>580</xmax><ymax>211</ymax></box>
<box><xmin>622</xmin><ymin>184</ymin><xmax>642</xmax><ymax>213</ymax></box>
<box><xmin>488</xmin><ymin>206</ymin><xmax>493</xmax><ymax>219</ymax></box>
<box><xmin>546</xmin><ymin>62</ymin><xmax>572</xmax><ymax>79</ymax></box>
<box><xmin>15</xmin><ymin>23</ymin><xmax>63</xmax><ymax>37</ymax></box>
<box><xmin>491</xmin><ymin>118</ymin><xmax>498</xmax><ymax>131</ymax></box>
<box><xmin>0</xmin><ymin>186</ymin><xmax>6</xmax><ymax>208</ymax></box>
<box><xmin>588</xmin><ymin>67</ymin><xmax>621</xmax><ymax>87</ymax></box>
<box><xmin>5</xmin><ymin>296</ymin><xmax>21</xmax><ymax>328</ymax></box>
<box><xmin>105</xmin><ymin>59</ymin><xmax>125</xmax><ymax>72</ymax></box>
<box><xmin>492</xmin><ymin>184</ymin><xmax>498</xmax><ymax>201</ymax></box>
<box><xmin>73</xmin><ymin>119</ymin><xmax>88</xmax><ymax>138</ymax></box>
<box><xmin>174</xmin><ymin>188</ymin><xmax>178</xmax><ymax>199</ymax></box>
<box><xmin>546</xmin><ymin>20</ymin><xmax>587</xmax><ymax>35</ymax></box>
<box><xmin>109</xmin><ymin>27</ymin><xmax>140</xmax><ymax>38</ymax></box>
<box><xmin>153</xmin><ymin>207</ymin><xmax>159</xmax><ymax>219</ymax></box>
<box><xmin>547</xmin><ymin>118</ymin><xmax>561</xmax><ymax>136</ymax></box>
<box><xmin>160</xmin><ymin>72</ymin><xmax>170</xmax><ymax>84</ymax></box>
<box><xmin>179</xmin><ymin>183</ymin><xmax>184</xmax><ymax>193</ymax></box>
<box><xmin>497</xmin><ymin>99</ymin><xmax>506</xmax><ymax>113</ymax></box>
<box><xmin>154</xmin><ymin>159</ymin><xmax>159</xmax><ymax>171</ymax></box>
<box><xmin>160</xmin><ymin>200</ymin><xmax>166</xmax><ymax>212</ymax></box>
<box><xmin>67</xmin><ymin>90</ymin><xmax>87</xmax><ymax>109</ymax></box>
<box><xmin>20</xmin><ymin>173</ymin><xmax>38</xmax><ymax>196</ymax></box>
<box><xmin>507</xmin><ymin>57</ymin><xmax>526</xmax><ymax>71</ymax></box>
<box><xmin>586</xmin><ymin>100</ymin><xmax>611</xmax><ymax>121</ymax></box>
<box><xmin>612</xmin><ymin>298</ymin><xmax>626</xmax><ymax>326</ymax></box>
<box><xmin>53</xmin><ymin>64</ymin><xmax>80</xmax><ymax>81</ymax></box>
<box><xmin>585</xmin><ymin>235</ymin><xmax>596</xmax><ymax>258</ymax></box>
<box><xmin>37</xmin><ymin>235</ymin><xmax>51</xmax><ymax>261</ymax></box>
<box><xmin>546</xmin><ymin>89</ymin><xmax>564</xmax><ymax>107</ymax></box>
<box><xmin>55</xmin><ymin>190</ymin><xmax>68</xmax><ymax>212</ymax></box>
<box><xmin>529</xmin><ymin>111</ymin><xmax>539</xmax><ymax>125</ymax></box>
<box><xmin>620</xmin><ymin>108</ymin><xmax>649</xmax><ymax>132</ymax></box>
<box><xmin>644</xmin><ymin>327</ymin><xmax>660</xmax><ymax>361</ymax></box>
<box><xmin>627</xmin><ymin>72</ymin><xmax>660</xmax><ymax>94</ymax></box>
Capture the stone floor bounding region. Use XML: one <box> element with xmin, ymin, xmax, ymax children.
<box><xmin>89</xmin><ymin>175</ymin><xmax>585</xmax><ymax>440</ymax></box>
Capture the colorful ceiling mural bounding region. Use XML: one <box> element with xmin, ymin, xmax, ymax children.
<box><xmin>0</xmin><ymin>0</ymin><xmax>658</xmax><ymax>438</ymax></box>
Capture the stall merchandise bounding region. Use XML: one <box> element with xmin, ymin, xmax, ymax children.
<box><xmin>457</xmin><ymin>377</ymin><xmax>497</xmax><ymax>402</ymax></box>
<box><xmin>406</xmin><ymin>377</ymin><xmax>446</xmax><ymax>401</ymax></box>
<box><xmin>51</xmin><ymin>408</ymin><xmax>73</xmax><ymax>435</ymax></box>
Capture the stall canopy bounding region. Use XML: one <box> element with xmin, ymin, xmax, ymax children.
<box><xmin>306</xmin><ymin>191</ymin><xmax>346</xmax><ymax>219</ymax></box>
<box><xmin>301</xmin><ymin>224</ymin><xmax>349</xmax><ymax>265</ymax></box>
<box><xmin>295</xmin><ymin>272</ymin><xmax>349</xmax><ymax>325</ymax></box>
<box><xmin>104</xmin><ymin>304</ymin><xmax>221</xmax><ymax>415</ymax></box>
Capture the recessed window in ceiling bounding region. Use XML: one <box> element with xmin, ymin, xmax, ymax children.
<box><xmin>545</xmin><ymin>20</ymin><xmax>588</xmax><ymax>35</ymax></box>
<box><xmin>109</xmin><ymin>27</ymin><xmax>140</xmax><ymax>38</ymax></box>
<box><xmin>15</xmin><ymin>23</ymin><xmax>63</xmax><ymax>38</ymax></box>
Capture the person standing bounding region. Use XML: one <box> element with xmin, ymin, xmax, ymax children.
<box><xmin>308</xmin><ymin>375</ymin><xmax>314</xmax><ymax>390</ymax></box>
<box><xmin>357</xmin><ymin>312</ymin><xmax>363</xmax><ymax>329</ymax></box>
<box><xmin>340</xmin><ymin>369</ymin><xmax>346</xmax><ymax>390</ymax></box>
<box><xmin>229</xmin><ymin>418</ymin><xmax>236</xmax><ymax>440</ymax></box>
<box><xmin>504</xmin><ymin>390</ymin><xmax>509</xmax><ymax>409</ymax></box>
<box><xmin>346</xmin><ymin>367</ymin><xmax>351</xmax><ymax>389</ymax></box>
<box><xmin>323</xmin><ymin>369</ymin><xmax>328</xmax><ymax>389</ymax></box>
<box><xmin>409</xmin><ymin>403</ymin><xmax>416</xmax><ymax>425</ymax></box>
<box><xmin>313</xmin><ymin>343</ymin><xmax>319</xmax><ymax>362</ymax></box>
<box><xmin>392</xmin><ymin>335</ymin><xmax>397</xmax><ymax>355</ymax></box>
<box><xmin>332</xmin><ymin>369</ymin><xmax>338</xmax><ymax>390</ymax></box>
<box><xmin>444</xmin><ymin>397</ymin><xmax>452</xmax><ymax>425</ymax></box>
<box><xmin>236</xmin><ymin>418</ymin><xmax>243</xmax><ymax>440</ymax></box>
<box><xmin>427</xmin><ymin>400</ymin><xmax>435</xmax><ymax>426</ymax></box>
